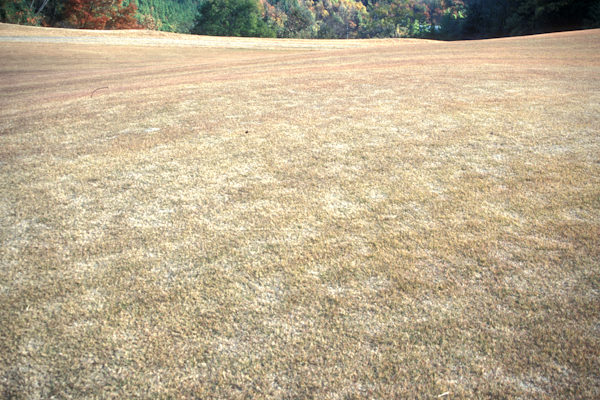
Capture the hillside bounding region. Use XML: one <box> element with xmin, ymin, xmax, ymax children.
<box><xmin>1</xmin><ymin>25</ymin><xmax>599</xmax><ymax>398</ymax></box>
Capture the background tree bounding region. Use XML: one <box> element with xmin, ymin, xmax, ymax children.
<box><xmin>318</xmin><ymin>0</ymin><xmax>366</xmax><ymax>38</ymax></box>
<box><xmin>587</xmin><ymin>0</ymin><xmax>600</xmax><ymax>27</ymax></box>
<box><xmin>136</xmin><ymin>0</ymin><xmax>197</xmax><ymax>32</ymax></box>
<box><xmin>62</xmin><ymin>0</ymin><xmax>140</xmax><ymax>29</ymax></box>
<box><xmin>0</xmin><ymin>0</ymin><xmax>59</xmax><ymax>25</ymax></box>
<box><xmin>110</xmin><ymin>0</ymin><xmax>140</xmax><ymax>28</ymax></box>
<box><xmin>192</xmin><ymin>0</ymin><xmax>276</xmax><ymax>37</ymax></box>
<box><xmin>63</xmin><ymin>0</ymin><xmax>110</xmax><ymax>28</ymax></box>
<box><xmin>283</xmin><ymin>0</ymin><xmax>315</xmax><ymax>37</ymax></box>
<box><xmin>462</xmin><ymin>0</ymin><xmax>597</xmax><ymax>38</ymax></box>
<box><xmin>2</xmin><ymin>0</ymin><xmax>599</xmax><ymax>37</ymax></box>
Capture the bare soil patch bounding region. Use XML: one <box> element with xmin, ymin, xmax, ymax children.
<box><xmin>1</xmin><ymin>24</ymin><xmax>599</xmax><ymax>398</ymax></box>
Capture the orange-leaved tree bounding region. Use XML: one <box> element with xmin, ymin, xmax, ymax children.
<box><xmin>63</xmin><ymin>0</ymin><xmax>140</xmax><ymax>29</ymax></box>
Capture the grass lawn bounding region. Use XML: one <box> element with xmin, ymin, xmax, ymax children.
<box><xmin>1</xmin><ymin>23</ymin><xmax>599</xmax><ymax>398</ymax></box>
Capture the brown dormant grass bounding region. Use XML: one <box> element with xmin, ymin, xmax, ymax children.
<box><xmin>1</xmin><ymin>23</ymin><xmax>599</xmax><ymax>398</ymax></box>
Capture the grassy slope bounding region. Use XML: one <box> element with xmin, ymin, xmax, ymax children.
<box><xmin>1</xmin><ymin>24</ymin><xmax>599</xmax><ymax>398</ymax></box>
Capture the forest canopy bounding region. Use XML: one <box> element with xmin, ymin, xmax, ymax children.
<box><xmin>1</xmin><ymin>0</ymin><xmax>599</xmax><ymax>39</ymax></box>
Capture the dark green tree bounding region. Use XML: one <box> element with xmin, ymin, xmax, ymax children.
<box><xmin>192</xmin><ymin>0</ymin><xmax>276</xmax><ymax>37</ymax></box>
<box><xmin>283</xmin><ymin>2</ymin><xmax>314</xmax><ymax>37</ymax></box>
<box><xmin>587</xmin><ymin>0</ymin><xmax>600</xmax><ymax>27</ymax></box>
<box><xmin>462</xmin><ymin>0</ymin><xmax>597</xmax><ymax>38</ymax></box>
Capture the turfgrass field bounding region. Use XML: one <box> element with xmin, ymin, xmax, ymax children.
<box><xmin>1</xmin><ymin>23</ymin><xmax>599</xmax><ymax>398</ymax></box>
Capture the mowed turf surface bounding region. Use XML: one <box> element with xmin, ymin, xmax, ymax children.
<box><xmin>1</xmin><ymin>23</ymin><xmax>599</xmax><ymax>398</ymax></box>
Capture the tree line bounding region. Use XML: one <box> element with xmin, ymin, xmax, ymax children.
<box><xmin>1</xmin><ymin>0</ymin><xmax>599</xmax><ymax>39</ymax></box>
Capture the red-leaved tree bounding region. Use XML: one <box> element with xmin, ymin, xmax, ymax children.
<box><xmin>63</xmin><ymin>0</ymin><xmax>140</xmax><ymax>29</ymax></box>
<box><xmin>109</xmin><ymin>0</ymin><xmax>139</xmax><ymax>29</ymax></box>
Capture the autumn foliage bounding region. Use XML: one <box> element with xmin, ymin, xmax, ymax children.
<box><xmin>63</xmin><ymin>0</ymin><xmax>140</xmax><ymax>29</ymax></box>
